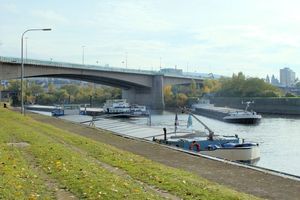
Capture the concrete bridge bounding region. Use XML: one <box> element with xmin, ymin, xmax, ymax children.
<box><xmin>0</xmin><ymin>56</ymin><xmax>203</xmax><ymax>109</ymax></box>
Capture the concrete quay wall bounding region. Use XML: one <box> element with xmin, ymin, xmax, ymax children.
<box><xmin>211</xmin><ymin>97</ymin><xmax>300</xmax><ymax>115</ymax></box>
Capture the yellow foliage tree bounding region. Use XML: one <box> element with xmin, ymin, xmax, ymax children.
<box><xmin>176</xmin><ymin>93</ymin><xmax>188</xmax><ymax>107</ymax></box>
<box><xmin>163</xmin><ymin>85</ymin><xmax>174</xmax><ymax>106</ymax></box>
<box><xmin>203</xmin><ymin>79</ymin><xmax>221</xmax><ymax>93</ymax></box>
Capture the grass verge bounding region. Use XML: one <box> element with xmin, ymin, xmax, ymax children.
<box><xmin>0</xmin><ymin>121</ymin><xmax>54</xmax><ymax>199</ymax></box>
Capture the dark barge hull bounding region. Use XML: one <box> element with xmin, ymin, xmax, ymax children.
<box><xmin>223</xmin><ymin>118</ymin><xmax>261</xmax><ymax>124</ymax></box>
<box><xmin>194</xmin><ymin>107</ymin><xmax>261</xmax><ymax>124</ymax></box>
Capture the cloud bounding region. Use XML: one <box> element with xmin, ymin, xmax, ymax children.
<box><xmin>79</xmin><ymin>1</ymin><xmax>175</xmax><ymax>33</ymax></box>
<box><xmin>31</xmin><ymin>10</ymin><xmax>68</xmax><ymax>24</ymax></box>
<box><xmin>0</xmin><ymin>3</ymin><xmax>18</xmax><ymax>13</ymax></box>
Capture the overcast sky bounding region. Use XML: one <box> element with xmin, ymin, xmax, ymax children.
<box><xmin>1</xmin><ymin>0</ymin><xmax>300</xmax><ymax>78</ymax></box>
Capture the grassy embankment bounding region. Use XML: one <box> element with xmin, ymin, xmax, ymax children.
<box><xmin>0</xmin><ymin>106</ymin><xmax>261</xmax><ymax>200</ymax></box>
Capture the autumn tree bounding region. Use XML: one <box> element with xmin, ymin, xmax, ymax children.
<box><xmin>176</xmin><ymin>93</ymin><xmax>188</xmax><ymax>107</ymax></box>
<box><xmin>163</xmin><ymin>85</ymin><xmax>175</xmax><ymax>106</ymax></box>
<box><xmin>202</xmin><ymin>79</ymin><xmax>221</xmax><ymax>94</ymax></box>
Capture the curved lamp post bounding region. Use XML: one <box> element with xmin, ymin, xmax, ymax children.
<box><xmin>21</xmin><ymin>28</ymin><xmax>51</xmax><ymax>115</ymax></box>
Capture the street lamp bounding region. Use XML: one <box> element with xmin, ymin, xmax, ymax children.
<box><xmin>25</xmin><ymin>37</ymin><xmax>28</xmax><ymax>61</ymax></box>
<box><xmin>21</xmin><ymin>28</ymin><xmax>51</xmax><ymax>115</ymax></box>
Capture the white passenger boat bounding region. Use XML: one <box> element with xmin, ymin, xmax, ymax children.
<box><xmin>103</xmin><ymin>99</ymin><xmax>149</xmax><ymax>117</ymax></box>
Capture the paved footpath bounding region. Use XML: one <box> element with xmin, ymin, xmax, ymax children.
<box><xmin>33</xmin><ymin>114</ymin><xmax>300</xmax><ymax>200</ymax></box>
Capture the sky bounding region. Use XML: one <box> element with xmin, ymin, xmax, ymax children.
<box><xmin>1</xmin><ymin>0</ymin><xmax>300</xmax><ymax>78</ymax></box>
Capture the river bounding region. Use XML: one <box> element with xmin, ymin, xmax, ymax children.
<box><xmin>121</xmin><ymin>111</ymin><xmax>300</xmax><ymax>177</ymax></box>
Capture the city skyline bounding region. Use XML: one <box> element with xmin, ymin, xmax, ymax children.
<box><xmin>1</xmin><ymin>0</ymin><xmax>300</xmax><ymax>78</ymax></box>
<box><xmin>266</xmin><ymin>67</ymin><xmax>298</xmax><ymax>87</ymax></box>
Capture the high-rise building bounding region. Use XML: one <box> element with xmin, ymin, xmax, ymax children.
<box><xmin>280</xmin><ymin>67</ymin><xmax>295</xmax><ymax>87</ymax></box>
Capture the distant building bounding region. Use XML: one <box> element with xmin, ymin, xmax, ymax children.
<box><xmin>280</xmin><ymin>67</ymin><xmax>295</xmax><ymax>87</ymax></box>
<box><xmin>265</xmin><ymin>75</ymin><xmax>270</xmax><ymax>83</ymax></box>
<box><xmin>159</xmin><ymin>68</ymin><xmax>183</xmax><ymax>75</ymax></box>
<box><xmin>271</xmin><ymin>75</ymin><xmax>280</xmax><ymax>85</ymax></box>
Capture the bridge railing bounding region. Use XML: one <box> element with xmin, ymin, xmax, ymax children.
<box><xmin>0</xmin><ymin>56</ymin><xmax>203</xmax><ymax>79</ymax></box>
<box><xmin>0</xmin><ymin>56</ymin><xmax>162</xmax><ymax>75</ymax></box>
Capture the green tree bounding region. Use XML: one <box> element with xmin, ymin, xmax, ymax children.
<box><xmin>7</xmin><ymin>80</ymin><xmax>20</xmax><ymax>92</ymax></box>
<box><xmin>216</xmin><ymin>72</ymin><xmax>282</xmax><ymax>97</ymax></box>
<box><xmin>7</xmin><ymin>80</ymin><xmax>21</xmax><ymax>106</ymax></box>
<box><xmin>36</xmin><ymin>93</ymin><xmax>56</xmax><ymax>105</ymax></box>
<box><xmin>54</xmin><ymin>89</ymin><xmax>68</xmax><ymax>104</ymax></box>
<box><xmin>61</xmin><ymin>84</ymin><xmax>79</xmax><ymax>96</ymax></box>
<box><xmin>6</xmin><ymin>80</ymin><xmax>121</xmax><ymax>106</ymax></box>
<box><xmin>48</xmin><ymin>82</ymin><xmax>56</xmax><ymax>94</ymax></box>
<box><xmin>25</xmin><ymin>81</ymin><xmax>44</xmax><ymax>103</ymax></box>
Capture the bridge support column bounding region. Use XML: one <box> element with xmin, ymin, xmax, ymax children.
<box><xmin>151</xmin><ymin>75</ymin><xmax>165</xmax><ymax>110</ymax></box>
<box><xmin>122</xmin><ymin>75</ymin><xmax>165</xmax><ymax>110</ymax></box>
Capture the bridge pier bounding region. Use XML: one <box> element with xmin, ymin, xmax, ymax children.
<box><xmin>122</xmin><ymin>75</ymin><xmax>165</xmax><ymax>110</ymax></box>
<box><xmin>152</xmin><ymin>75</ymin><xmax>165</xmax><ymax>110</ymax></box>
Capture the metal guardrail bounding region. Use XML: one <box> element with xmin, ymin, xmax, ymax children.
<box><xmin>0</xmin><ymin>56</ymin><xmax>203</xmax><ymax>80</ymax></box>
<box><xmin>0</xmin><ymin>56</ymin><xmax>159</xmax><ymax>75</ymax></box>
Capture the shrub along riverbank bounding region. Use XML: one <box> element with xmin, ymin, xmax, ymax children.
<box><xmin>0</xmin><ymin>107</ymin><xmax>260</xmax><ymax>199</ymax></box>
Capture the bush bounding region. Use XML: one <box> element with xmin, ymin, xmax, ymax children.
<box><xmin>261</xmin><ymin>90</ymin><xmax>279</xmax><ymax>97</ymax></box>
<box><xmin>285</xmin><ymin>92</ymin><xmax>296</xmax><ymax>97</ymax></box>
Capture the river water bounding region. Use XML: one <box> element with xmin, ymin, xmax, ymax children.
<box><xmin>122</xmin><ymin>111</ymin><xmax>300</xmax><ymax>177</ymax></box>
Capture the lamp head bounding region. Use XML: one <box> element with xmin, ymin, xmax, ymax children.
<box><xmin>43</xmin><ymin>28</ymin><xmax>52</xmax><ymax>31</ymax></box>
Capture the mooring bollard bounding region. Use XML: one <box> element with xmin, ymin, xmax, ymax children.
<box><xmin>163</xmin><ymin>127</ymin><xmax>167</xmax><ymax>142</ymax></box>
